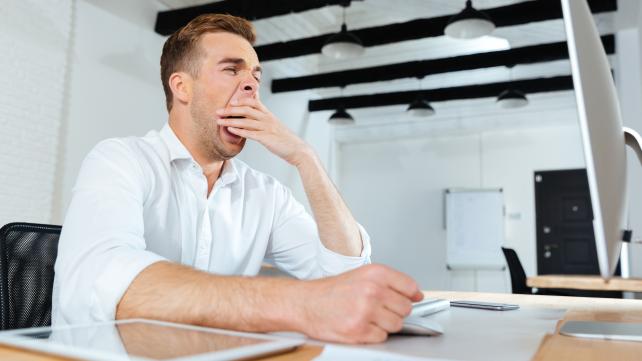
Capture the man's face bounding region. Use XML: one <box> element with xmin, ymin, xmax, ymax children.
<box><xmin>188</xmin><ymin>32</ymin><xmax>261</xmax><ymax>161</ymax></box>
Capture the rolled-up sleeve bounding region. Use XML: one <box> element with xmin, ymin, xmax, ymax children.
<box><xmin>264</xmin><ymin>183</ymin><xmax>371</xmax><ymax>280</ymax></box>
<box><xmin>53</xmin><ymin>139</ymin><xmax>166</xmax><ymax>326</ymax></box>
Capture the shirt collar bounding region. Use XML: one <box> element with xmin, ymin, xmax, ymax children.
<box><xmin>160</xmin><ymin>123</ymin><xmax>240</xmax><ymax>186</ymax></box>
<box><xmin>218</xmin><ymin>158</ymin><xmax>239</xmax><ymax>187</ymax></box>
<box><xmin>160</xmin><ymin>123</ymin><xmax>192</xmax><ymax>162</ymax></box>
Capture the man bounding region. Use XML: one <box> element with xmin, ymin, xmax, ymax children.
<box><xmin>52</xmin><ymin>14</ymin><xmax>422</xmax><ymax>344</ymax></box>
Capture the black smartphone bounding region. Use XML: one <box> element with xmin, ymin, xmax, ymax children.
<box><xmin>450</xmin><ymin>300</ymin><xmax>519</xmax><ymax>311</ymax></box>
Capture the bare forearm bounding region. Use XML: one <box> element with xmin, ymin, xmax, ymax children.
<box><xmin>294</xmin><ymin>149</ymin><xmax>362</xmax><ymax>256</ymax></box>
<box><xmin>116</xmin><ymin>261</ymin><xmax>304</xmax><ymax>332</ymax></box>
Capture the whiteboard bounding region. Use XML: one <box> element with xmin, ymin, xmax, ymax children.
<box><xmin>445</xmin><ymin>189</ymin><xmax>505</xmax><ymax>270</ymax></box>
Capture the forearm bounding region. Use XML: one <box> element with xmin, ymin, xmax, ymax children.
<box><xmin>294</xmin><ymin>149</ymin><xmax>362</xmax><ymax>257</ymax></box>
<box><xmin>116</xmin><ymin>261</ymin><xmax>305</xmax><ymax>332</ymax></box>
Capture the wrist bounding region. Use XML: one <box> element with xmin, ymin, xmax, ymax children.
<box><xmin>288</xmin><ymin>144</ymin><xmax>316</xmax><ymax>168</ymax></box>
<box><xmin>284</xmin><ymin>279</ymin><xmax>318</xmax><ymax>333</ymax></box>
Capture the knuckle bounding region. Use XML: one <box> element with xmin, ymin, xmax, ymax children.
<box><xmin>362</xmin><ymin>282</ymin><xmax>378</xmax><ymax>297</ymax></box>
<box><xmin>356</xmin><ymin>298</ymin><xmax>374</xmax><ymax>319</ymax></box>
<box><xmin>367</xmin><ymin>264</ymin><xmax>390</xmax><ymax>278</ymax></box>
<box><xmin>363</xmin><ymin>288</ymin><xmax>383</xmax><ymax>303</ymax></box>
<box><xmin>345</xmin><ymin>316</ymin><xmax>366</xmax><ymax>335</ymax></box>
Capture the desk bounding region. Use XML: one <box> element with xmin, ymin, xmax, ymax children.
<box><xmin>1</xmin><ymin>291</ymin><xmax>641</xmax><ymax>361</ymax></box>
<box><xmin>527</xmin><ymin>275</ymin><xmax>642</xmax><ymax>292</ymax></box>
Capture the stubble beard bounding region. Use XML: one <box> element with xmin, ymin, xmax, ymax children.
<box><xmin>190</xmin><ymin>95</ymin><xmax>244</xmax><ymax>161</ymax></box>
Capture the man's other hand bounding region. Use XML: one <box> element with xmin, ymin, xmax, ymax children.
<box><xmin>296</xmin><ymin>264</ymin><xmax>423</xmax><ymax>344</ymax></box>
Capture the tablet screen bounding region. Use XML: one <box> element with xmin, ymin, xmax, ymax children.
<box><xmin>2</xmin><ymin>320</ymin><xmax>299</xmax><ymax>361</ymax></box>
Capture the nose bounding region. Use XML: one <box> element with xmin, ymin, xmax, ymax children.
<box><xmin>238</xmin><ymin>76</ymin><xmax>259</xmax><ymax>98</ymax></box>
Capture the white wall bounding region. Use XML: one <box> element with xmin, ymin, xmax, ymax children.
<box><xmin>0</xmin><ymin>0</ymin><xmax>72</xmax><ymax>225</ymax></box>
<box><xmin>338</xmin><ymin>121</ymin><xmax>585</xmax><ymax>291</ymax></box>
<box><xmin>52</xmin><ymin>0</ymin><xmax>167</xmax><ymax>223</ymax></box>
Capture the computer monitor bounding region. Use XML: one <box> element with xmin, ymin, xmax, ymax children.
<box><xmin>563</xmin><ymin>0</ymin><xmax>639</xmax><ymax>279</ymax></box>
<box><xmin>560</xmin><ymin>0</ymin><xmax>642</xmax><ymax>342</ymax></box>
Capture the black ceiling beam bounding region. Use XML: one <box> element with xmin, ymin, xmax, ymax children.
<box><xmin>257</xmin><ymin>0</ymin><xmax>616</xmax><ymax>61</ymax></box>
<box><xmin>273</xmin><ymin>35</ymin><xmax>614</xmax><ymax>93</ymax></box>
<box><xmin>155</xmin><ymin>0</ymin><xmax>362</xmax><ymax>36</ymax></box>
<box><xmin>308</xmin><ymin>75</ymin><xmax>575</xmax><ymax>112</ymax></box>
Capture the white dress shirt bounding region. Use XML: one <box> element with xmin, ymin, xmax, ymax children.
<box><xmin>52</xmin><ymin>123</ymin><xmax>371</xmax><ymax>326</ymax></box>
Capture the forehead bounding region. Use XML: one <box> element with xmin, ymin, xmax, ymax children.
<box><xmin>198</xmin><ymin>32</ymin><xmax>259</xmax><ymax>67</ymax></box>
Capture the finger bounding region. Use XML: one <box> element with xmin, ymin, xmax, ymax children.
<box><xmin>227</xmin><ymin>126</ymin><xmax>259</xmax><ymax>140</ymax></box>
<box><xmin>217</xmin><ymin>117</ymin><xmax>263</xmax><ymax>131</ymax></box>
<box><xmin>233</xmin><ymin>97</ymin><xmax>269</xmax><ymax>112</ymax></box>
<box><xmin>411</xmin><ymin>290</ymin><xmax>424</xmax><ymax>302</ymax></box>
<box><xmin>360</xmin><ymin>324</ymin><xmax>389</xmax><ymax>344</ymax></box>
<box><xmin>217</xmin><ymin>106</ymin><xmax>264</xmax><ymax>120</ymax></box>
<box><xmin>371</xmin><ymin>307</ymin><xmax>404</xmax><ymax>334</ymax></box>
<box><xmin>380</xmin><ymin>288</ymin><xmax>413</xmax><ymax>318</ymax></box>
<box><xmin>369</xmin><ymin>266</ymin><xmax>421</xmax><ymax>300</ymax></box>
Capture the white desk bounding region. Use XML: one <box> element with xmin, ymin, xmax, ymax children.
<box><xmin>2</xmin><ymin>291</ymin><xmax>642</xmax><ymax>360</ymax></box>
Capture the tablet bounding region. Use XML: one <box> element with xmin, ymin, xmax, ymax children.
<box><xmin>0</xmin><ymin>319</ymin><xmax>304</xmax><ymax>361</ymax></box>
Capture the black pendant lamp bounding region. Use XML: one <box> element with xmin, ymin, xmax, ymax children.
<box><xmin>444</xmin><ymin>0</ymin><xmax>495</xmax><ymax>39</ymax></box>
<box><xmin>497</xmin><ymin>89</ymin><xmax>529</xmax><ymax>109</ymax></box>
<box><xmin>328</xmin><ymin>86</ymin><xmax>355</xmax><ymax>125</ymax></box>
<box><xmin>328</xmin><ymin>107</ymin><xmax>355</xmax><ymax>125</ymax></box>
<box><xmin>322</xmin><ymin>3</ymin><xmax>364</xmax><ymax>59</ymax></box>
<box><xmin>496</xmin><ymin>65</ymin><xmax>529</xmax><ymax>109</ymax></box>
<box><xmin>406</xmin><ymin>77</ymin><xmax>435</xmax><ymax>117</ymax></box>
<box><xmin>407</xmin><ymin>98</ymin><xmax>435</xmax><ymax>117</ymax></box>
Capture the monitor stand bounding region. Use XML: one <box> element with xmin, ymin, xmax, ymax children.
<box><xmin>625</xmin><ymin>127</ymin><xmax>642</xmax><ymax>165</ymax></box>
<box><xmin>560</xmin><ymin>127</ymin><xmax>642</xmax><ymax>343</ymax></box>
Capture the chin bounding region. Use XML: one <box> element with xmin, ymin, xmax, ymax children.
<box><xmin>215</xmin><ymin>140</ymin><xmax>245</xmax><ymax>160</ymax></box>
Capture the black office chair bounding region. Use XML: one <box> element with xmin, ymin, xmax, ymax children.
<box><xmin>0</xmin><ymin>222</ymin><xmax>61</xmax><ymax>330</ymax></box>
<box><xmin>501</xmin><ymin>247</ymin><xmax>623</xmax><ymax>298</ymax></box>
<box><xmin>501</xmin><ymin>247</ymin><xmax>534</xmax><ymax>294</ymax></box>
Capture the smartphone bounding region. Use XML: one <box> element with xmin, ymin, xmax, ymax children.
<box><xmin>450</xmin><ymin>300</ymin><xmax>519</xmax><ymax>311</ymax></box>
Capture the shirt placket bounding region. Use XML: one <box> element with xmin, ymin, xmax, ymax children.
<box><xmin>189</xmin><ymin>161</ymin><xmax>212</xmax><ymax>270</ymax></box>
<box><xmin>195</xmin><ymin>205</ymin><xmax>212</xmax><ymax>270</ymax></box>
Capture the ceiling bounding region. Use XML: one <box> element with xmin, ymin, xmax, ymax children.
<box><xmin>152</xmin><ymin>1</ymin><xmax>632</xmax><ymax>85</ymax></box>
<box><xmin>88</xmin><ymin>0</ymin><xmax>640</xmax><ymax>134</ymax></box>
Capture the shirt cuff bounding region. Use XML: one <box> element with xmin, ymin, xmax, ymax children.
<box><xmin>317</xmin><ymin>223</ymin><xmax>372</xmax><ymax>277</ymax></box>
<box><xmin>90</xmin><ymin>250</ymin><xmax>166</xmax><ymax>321</ymax></box>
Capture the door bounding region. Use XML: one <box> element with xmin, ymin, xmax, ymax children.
<box><xmin>534</xmin><ymin>169</ymin><xmax>620</xmax><ymax>276</ymax></box>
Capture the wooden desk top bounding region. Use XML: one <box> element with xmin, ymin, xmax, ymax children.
<box><xmin>2</xmin><ymin>291</ymin><xmax>642</xmax><ymax>361</ymax></box>
<box><xmin>527</xmin><ymin>275</ymin><xmax>642</xmax><ymax>292</ymax></box>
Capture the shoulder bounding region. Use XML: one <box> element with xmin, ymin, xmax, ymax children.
<box><xmin>86</xmin><ymin>130</ymin><xmax>166</xmax><ymax>171</ymax></box>
<box><xmin>76</xmin><ymin>133</ymin><xmax>163</xmax><ymax>195</ymax></box>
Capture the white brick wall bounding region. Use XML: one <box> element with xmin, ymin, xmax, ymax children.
<box><xmin>0</xmin><ymin>0</ymin><xmax>73</xmax><ymax>225</ymax></box>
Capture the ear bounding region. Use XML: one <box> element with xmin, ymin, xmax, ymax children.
<box><xmin>169</xmin><ymin>72</ymin><xmax>193</xmax><ymax>105</ymax></box>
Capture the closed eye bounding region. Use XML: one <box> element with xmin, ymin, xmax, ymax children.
<box><xmin>224</xmin><ymin>67</ymin><xmax>238</xmax><ymax>75</ymax></box>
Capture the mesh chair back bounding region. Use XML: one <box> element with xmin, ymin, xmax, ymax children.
<box><xmin>501</xmin><ymin>247</ymin><xmax>532</xmax><ymax>294</ymax></box>
<box><xmin>0</xmin><ymin>223</ymin><xmax>61</xmax><ymax>330</ymax></box>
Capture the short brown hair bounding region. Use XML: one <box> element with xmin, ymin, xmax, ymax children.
<box><xmin>160</xmin><ymin>14</ymin><xmax>256</xmax><ymax>112</ymax></box>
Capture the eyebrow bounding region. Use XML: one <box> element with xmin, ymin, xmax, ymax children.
<box><xmin>217</xmin><ymin>57</ymin><xmax>262</xmax><ymax>74</ymax></box>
